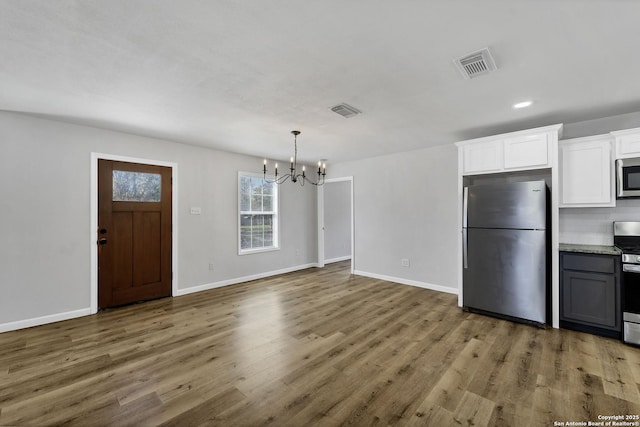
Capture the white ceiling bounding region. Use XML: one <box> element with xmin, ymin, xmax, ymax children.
<box><xmin>2</xmin><ymin>0</ymin><xmax>640</xmax><ymax>163</ymax></box>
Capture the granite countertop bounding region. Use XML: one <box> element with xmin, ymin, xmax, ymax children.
<box><xmin>559</xmin><ymin>243</ymin><xmax>622</xmax><ymax>256</ymax></box>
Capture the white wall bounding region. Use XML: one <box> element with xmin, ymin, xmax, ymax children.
<box><xmin>562</xmin><ymin>111</ymin><xmax>640</xmax><ymax>139</ymax></box>
<box><xmin>0</xmin><ymin>111</ymin><xmax>317</xmax><ymax>328</ymax></box>
<box><xmin>325</xmin><ymin>111</ymin><xmax>640</xmax><ymax>299</ymax></box>
<box><xmin>323</xmin><ymin>180</ymin><xmax>351</xmax><ymax>262</ymax></box>
<box><xmin>330</xmin><ymin>143</ymin><xmax>458</xmax><ymax>293</ymax></box>
<box><xmin>7</xmin><ymin>109</ymin><xmax>639</xmax><ymax>331</ymax></box>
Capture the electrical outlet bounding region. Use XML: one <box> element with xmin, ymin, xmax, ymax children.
<box><xmin>401</xmin><ymin>258</ymin><xmax>410</xmax><ymax>267</ymax></box>
<box><xmin>208</xmin><ymin>263</ymin><xmax>214</xmax><ymax>270</ymax></box>
<box><xmin>190</xmin><ymin>207</ymin><xmax>202</xmax><ymax>215</ymax></box>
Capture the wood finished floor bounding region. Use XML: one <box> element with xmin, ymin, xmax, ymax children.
<box><xmin>2</xmin><ymin>261</ymin><xmax>640</xmax><ymax>426</ymax></box>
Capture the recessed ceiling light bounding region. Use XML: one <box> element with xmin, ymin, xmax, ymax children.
<box><xmin>513</xmin><ymin>100</ymin><xmax>533</xmax><ymax>109</ymax></box>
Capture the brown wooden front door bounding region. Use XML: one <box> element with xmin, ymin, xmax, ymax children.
<box><xmin>98</xmin><ymin>160</ymin><xmax>172</xmax><ymax>309</ymax></box>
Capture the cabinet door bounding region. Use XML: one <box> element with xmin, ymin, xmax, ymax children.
<box><xmin>462</xmin><ymin>140</ymin><xmax>503</xmax><ymax>175</ymax></box>
<box><xmin>561</xmin><ymin>270</ymin><xmax>618</xmax><ymax>329</ymax></box>
<box><xmin>560</xmin><ymin>138</ymin><xmax>614</xmax><ymax>207</ymax></box>
<box><xmin>615</xmin><ymin>131</ymin><xmax>640</xmax><ymax>159</ymax></box>
<box><xmin>504</xmin><ymin>133</ymin><xmax>549</xmax><ymax>170</ymax></box>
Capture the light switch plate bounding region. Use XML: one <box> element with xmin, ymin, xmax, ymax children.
<box><xmin>190</xmin><ymin>207</ymin><xmax>202</xmax><ymax>215</ymax></box>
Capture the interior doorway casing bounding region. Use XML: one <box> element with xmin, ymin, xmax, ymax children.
<box><xmin>90</xmin><ymin>153</ymin><xmax>178</xmax><ymax>314</ymax></box>
<box><xmin>318</xmin><ymin>176</ymin><xmax>354</xmax><ymax>273</ymax></box>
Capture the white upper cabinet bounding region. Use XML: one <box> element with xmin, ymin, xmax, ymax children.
<box><xmin>462</xmin><ymin>140</ymin><xmax>503</xmax><ymax>174</ymax></box>
<box><xmin>559</xmin><ymin>135</ymin><xmax>615</xmax><ymax>208</ymax></box>
<box><xmin>456</xmin><ymin>124</ymin><xmax>561</xmax><ymax>176</ymax></box>
<box><xmin>504</xmin><ymin>133</ymin><xmax>549</xmax><ymax>170</ymax></box>
<box><xmin>612</xmin><ymin>127</ymin><xmax>640</xmax><ymax>159</ymax></box>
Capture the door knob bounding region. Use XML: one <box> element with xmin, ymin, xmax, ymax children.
<box><xmin>98</xmin><ymin>238</ymin><xmax>107</xmax><ymax>245</ymax></box>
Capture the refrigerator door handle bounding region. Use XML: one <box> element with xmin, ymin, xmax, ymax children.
<box><xmin>462</xmin><ymin>187</ymin><xmax>469</xmax><ymax>269</ymax></box>
<box><xmin>463</xmin><ymin>187</ymin><xmax>468</xmax><ymax>228</ymax></box>
<box><xmin>462</xmin><ymin>228</ymin><xmax>468</xmax><ymax>269</ymax></box>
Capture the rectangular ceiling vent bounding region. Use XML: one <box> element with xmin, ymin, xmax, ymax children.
<box><xmin>330</xmin><ymin>103</ymin><xmax>361</xmax><ymax>118</ymax></box>
<box><xmin>454</xmin><ymin>48</ymin><xmax>497</xmax><ymax>79</ymax></box>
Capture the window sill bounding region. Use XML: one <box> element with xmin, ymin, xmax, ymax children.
<box><xmin>238</xmin><ymin>246</ymin><xmax>280</xmax><ymax>256</ymax></box>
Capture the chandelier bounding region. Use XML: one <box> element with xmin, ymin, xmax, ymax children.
<box><xmin>262</xmin><ymin>130</ymin><xmax>326</xmax><ymax>186</ymax></box>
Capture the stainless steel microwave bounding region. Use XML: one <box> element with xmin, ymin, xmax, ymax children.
<box><xmin>617</xmin><ymin>158</ymin><xmax>640</xmax><ymax>198</ymax></box>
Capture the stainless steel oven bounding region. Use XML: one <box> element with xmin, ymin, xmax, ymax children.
<box><xmin>622</xmin><ymin>258</ymin><xmax>640</xmax><ymax>345</ymax></box>
<box><xmin>614</xmin><ymin>222</ymin><xmax>640</xmax><ymax>345</ymax></box>
<box><xmin>616</xmin><ymin>158</ymin><xmax>640</xmax><ymax>198</ymax></box>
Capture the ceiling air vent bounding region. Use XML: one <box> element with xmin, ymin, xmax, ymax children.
<box><xmin>454</xmin><ymin>48</ymin><xmax>497</xmax><ymax>79</ymax></box>
<box><xmin>330</xmin><ymin>103</ymin><xmax>361</xmax><ymax>118</ymax></box>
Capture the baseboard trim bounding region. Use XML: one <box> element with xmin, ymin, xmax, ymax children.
<box><xmin>324</xmin><ymin>256</ymin><xmax>351</xmax><ymax>264</ymax></box>
<box><xmin>175</xmin><ymin>263</ymin><xmax>320</xmax><ymax>296</ymax></box>
<box><xmin>1</xmin><ymin>264</ymin><xmax>320</xmax><ymax>333</ymax></box>
<box><xmin>2</xmin><ymin>265</ymin><xmax>449</xmax><ymax>333</ymax></box>
<box><xmin>0</xmin><ymin>308</ymin><xmax>92</xmax><ymax>333</ymax></box>
<box><xmin>353</xmin><ymin>270</ymin><xmax>458</xmax><ymax>295</ymax></box>
<box><xmin>0</xmin><ymin>268</ymin><xmax>458</xmax><ymax>333</ymax></box>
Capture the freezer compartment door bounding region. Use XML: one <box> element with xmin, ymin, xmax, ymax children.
<box><xmin>463</xmin><ymin>228</ymin><xmax>547</xmax><ymax>323</ymax></box>
<box><xmin>466</xmin><ymin>180</ymin><xmax>547</xmax><ymax>230</ymax></box>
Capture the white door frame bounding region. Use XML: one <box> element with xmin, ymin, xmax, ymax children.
<box><xmin>317</xmin><ymin>176</ymin><xmax>354</xmax><ymax>273</ymax></box>
<box><xmin>90</xmin><ymin>153</ymin><xmax>178</xmax><ymax>314</ymax></box>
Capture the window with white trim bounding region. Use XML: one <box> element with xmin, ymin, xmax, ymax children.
<box><xmin>239</xmin><ymin>173</ymin><xmax>279</xmax><ymax>253</ymax></box>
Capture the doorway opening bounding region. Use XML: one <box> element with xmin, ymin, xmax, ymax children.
<box><xmin>318</xmin><ymin>177</ymin><xmax>354</xmax><ymax>273</ymax></box>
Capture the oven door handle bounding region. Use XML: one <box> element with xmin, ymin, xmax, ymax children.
<box><xmin>623</xmin><ymin>264</ymin><xmax>640</xmax><ymax>273</ymax></box>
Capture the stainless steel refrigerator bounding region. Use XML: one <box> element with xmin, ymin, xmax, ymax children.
<box><xmin>463</xmin><ymin>180</ymin><xmax>548</xmax><ymax>324</ymax></box>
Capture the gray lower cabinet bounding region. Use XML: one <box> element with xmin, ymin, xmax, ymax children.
<box><xmin>560</xmin><ymin>251</ymin><xmax>621</xmax><ymax>338</ymax></box>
